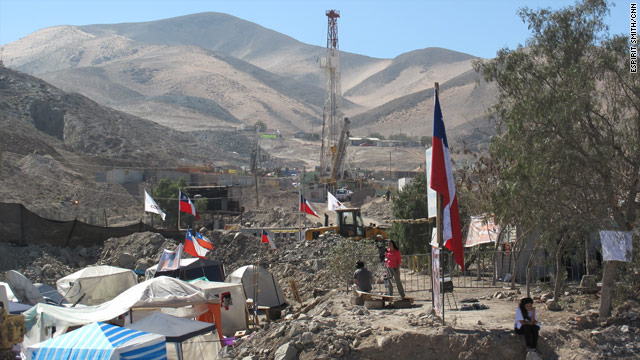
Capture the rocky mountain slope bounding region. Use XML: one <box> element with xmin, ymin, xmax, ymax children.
<box><xmin>2</xmin><ymin>12</ymin><xmax>494</xmax><ymax>139</ymax></box>
<box><xmin>0</xmin><ymin>66</ymin><xmax>247</xmax><ymax>216</ymax></box>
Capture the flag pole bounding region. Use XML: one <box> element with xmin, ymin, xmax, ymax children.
<box><xmin>298</xmin><ymin>171</ymin><xmax>302</xmax><ymax>241</ymax></box>
<box><xmin>253</xmin><ymin>229</ymin><xmax>262</xmax><ymax>328</ymax></box>
<box><xmin>435</xmin><ymin>82</ymin><xmax>445</xmax><ymax>326</ymax></box>
<box><xmin>178</xmin><ymin>189</ymin><xmax>182</xmax><ymax>231</ymax></box>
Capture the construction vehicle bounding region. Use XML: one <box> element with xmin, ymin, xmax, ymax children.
<box><xmin>305</xmin><ymin>207</ymin><xmax>388</xmax><ymax>240</ymax></box>
<box><xmin>0</xmin><ymin>303</ymin><xmax>25</xmax><ymax>360</ymax></box>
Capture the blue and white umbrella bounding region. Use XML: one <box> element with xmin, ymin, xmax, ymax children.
<box><xmin>28</xmin><ymin>322</ymin><xmax>167</xmax><ymax>360</ymax></box>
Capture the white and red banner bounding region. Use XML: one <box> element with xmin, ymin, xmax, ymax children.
<box><xmin>144</xmin><ymin>190</ymin><xmax>166</xmax><ymax>221</ymax></box>
<box><xmin>327</xmin><ymin>191</ymin><xmax>347</xmax><ymax>212</ymax></box>
<box><xmin>430</xmin><ymin>87</ymin><xmax>465</xmax><ymax>271</ymax></box>
<box><xmin>464</xmin><ymin>215</ymin><xmax>500</xmax><ymax>247</ymax></box>
<box><xmin>432</xmin><ymin>246</ymin><xmax>442</xmax><ymax>316</ymax></box>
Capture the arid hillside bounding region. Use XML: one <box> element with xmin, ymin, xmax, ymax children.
<box><xmin>2</xmin><ymin>12</ymin><xmax>495</xmax><ymax>140</ymax></box>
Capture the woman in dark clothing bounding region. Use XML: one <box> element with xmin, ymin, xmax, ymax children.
<box><xmin>514</xmin><ymin>297</ymin><xmax>540</xmax><ymax>351</ymax></box>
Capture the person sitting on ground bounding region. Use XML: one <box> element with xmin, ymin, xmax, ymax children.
<box><xmin>514</xmin><ymin>297</ymin><xmax>540</xmax><ymax>351</ymax></box>
<box><xmin>353</xmin><ymin>261</ymin><xmax>372</xmax><ymax>293</ymax></box>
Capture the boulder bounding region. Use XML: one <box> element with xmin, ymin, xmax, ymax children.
<box><xmin>274</xmin><ymin>342</ymin><xmax>298</xmax><ymax>360</ymax></box>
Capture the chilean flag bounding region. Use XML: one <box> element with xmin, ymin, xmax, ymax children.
<box><xmin>196</xmin><ymin>232</ymin><xmax>214</xmax><ymax>251</ymax></box>
<box><xmin>300</xmin><ymin>194</ymin><xmax>319</xmax><ymax>217</ymax></box>
<box><xmin>430</xmin><ymin>87</ymin><xmax>465</xmax><ymax>271</ymax></box>
<box><xmin>179</xmin><ymin>191</ymin><xmax>200</xmax><ymax>220</ymax></box>
<box><xmin>184</xmin><ymin>228</ymin><xmax>209</xmax><ymax>258</ymax></box>
<box><xmin>261</xmin><ymin>229</ymin><xmax>277</xmax><ymax>250</ymax></box>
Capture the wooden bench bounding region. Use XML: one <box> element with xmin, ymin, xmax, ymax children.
<box><xmin>354</xmin><ymin>290</ymin><xmax>414</xmax><ymax>307</ymax></box>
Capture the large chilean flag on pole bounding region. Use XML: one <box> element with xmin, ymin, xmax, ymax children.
<box><xmin>430</xmin><ymin>87</ymin><xmax>465</xmax><ymax>271</ymax></box>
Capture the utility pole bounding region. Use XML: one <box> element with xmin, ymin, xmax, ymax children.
<box><xmin>254</xmin><ymin>125</ymin><xmax>260</xmax><ymax>208</ymax></box>
<box><xmin>389</xmin><ymin>151</ymin><xmax>392</xmax><ymax>181</ymax></box>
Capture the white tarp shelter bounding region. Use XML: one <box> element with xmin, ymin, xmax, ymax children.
<box><xmin>225</xmin><ymin>265</ymin><xmax>286</xmax><ymax>308</ymax></box>
<box><xmin>22</xmin><ymin>276</ymin><xmax>215</xmax><ymax>350</ymax></box>
<box><xmin>27</xmin><ymin>322</ymin><xmax>167</xmax><ymax>360</ymax></box>
<box><xmin>57</xmin><ymin>265</ymin><xmax>138</xmax><ymax>305</ymax></box>
<box><xmin>190</xmin><ymin>280</ymin><xmax>248</xmax><ymax>336</ymax></box>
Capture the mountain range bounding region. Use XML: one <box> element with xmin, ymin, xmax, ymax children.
<box><xmin>3</xmin><ymin>12</ymin><xmax>497</xmax><ymax>138</ymax></box>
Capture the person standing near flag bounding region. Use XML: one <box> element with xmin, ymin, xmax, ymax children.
<box><xmin>385</xmin><ymin>238</ymin><xmax>405</xmax><ymax>298</ymax></box>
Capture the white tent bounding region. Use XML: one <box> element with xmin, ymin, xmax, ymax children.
<box><xmin>27</xmin><ymin>322</ymin><xmax>166</xmax><ymax>360</ymax></box>
<box><xmin>22</xmin><ymin>276</ymin><xmax>216</xmax><ymax>349</ymax></box>
<box><xmin>190</xmin><ymin>280</ymin><xmax>248</xmax><ymax>337</ymax></box>
<box><xmin>225</xmin><ymin>265</ymin><xmax>286</xmax><ymax>308</ymax></box>
<box><xmin>57</xmin><ymin>265</ymin><xmax>138</xmax><ymax>305</ymax></box>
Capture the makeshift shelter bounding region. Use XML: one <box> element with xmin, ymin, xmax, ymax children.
<box><xmin>126</xmin><ymin>312</ymin><xmax>219</xmax><ymax>360</ymax></box>
<box><xmin>27</xmin><ymin>322</ymin><xmax>167</xmax><ymax>360</ymax></box>
<box><xmin>6</xmin><ymin>270</ymin><xmax>44</xmax><ymax>305</ymax></box>
<box><xmin>145</xmin><ymin>258</ymin><xmax>225</xmax><ymax>282</ymax></box>
<box><xmin>225</xmin><ymin>265</ymin><xmax>286</xmax><ymax>308</ymax></box>
<box><xmin>33</xmin><ymin>283</ymin><xmax>67</xmax><ymax>305</ymax></box>
<box><xmin>190</xmin><ymin>280</ymin><xmax>248</xmax><ymax>336</ymax></box>
<box><xmin>22</xmin><ymin>276</ymin><xmax>217</xmax><ymax>348</ymax></box>
<box><xmin>57</xmin><ymin>265</ymin><xmax>138</xmax><ymax>305</ymax></box>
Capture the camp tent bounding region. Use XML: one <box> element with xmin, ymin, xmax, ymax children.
<box><xmin>57</xmin><ymin>265</ymin><xmax>138</xmax><ymax>305</ymax></box>
<box><xmin>27</xmin><ymin>322</ymin><xmax>166</xmax><ymax>360</ymax></box>
<box><xmin>145</xmin><ymin>258</ymin><xmax>225</xmax><ymax>282</ymax></box>
<box><xmin>22</xmin><ymin>277</ymin><xmax>216</xmax><ymax>348</ymax></box>
<box><xmin>126</xmin><ymin>312</ymin><xmax>219</xmax><ymax>360</ymax></box>
<box><xmin>190</xmin><ymin>280</ymin><xmax>248</xmax><ymax>336</ymax></box>
<box><xmin>225</xmin><ymin>265</ymin><xmax>286</xmax><ymax>308</ymax></box>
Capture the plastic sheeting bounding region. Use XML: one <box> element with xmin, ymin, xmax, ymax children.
<box><xmin>5</xmin><ymin>270</ymin><xmax>44</xmax><ymax>305</ymax></box>
<box><xmin>57</xmin><ymin>265</ymin><xmax>138</xmax><ymax>305</ymax></box>
<box><xmin>600</xmin><ymin>231</ymin><xmax>633</xmax><ymax>262</ymax></box>
<box><xmin>22</xmin><ymin>277</ymin><xmax>216</xmax><ymax>348</ymax></box>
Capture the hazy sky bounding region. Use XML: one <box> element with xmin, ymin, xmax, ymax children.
<box><xmin>0</xmin><ymin>0</ymin><xmax>629</xmax><ymax>59</ymax></box>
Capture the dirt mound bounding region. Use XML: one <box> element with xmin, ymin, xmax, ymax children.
<box><xmin>362</xmin><ymin>198</ymin><xmax>393</xmax><ymax>223</ymax></box>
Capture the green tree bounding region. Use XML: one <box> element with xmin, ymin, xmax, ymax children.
<box><xmin>153</xmin><ymin>177</ymin><xmax>193</xmax><ymax>228</ymax></box>
<box><xmin>389</xmin><ymin>173</ymin><xmax>431</xmax><ymax>254</ymax></box>
<box><xmin>420</xmin><ymin>136</ymin><xmax>432</xmax><ymax>147</ymax></box>
<box><xmin>388</xmin><ymin>133</ymin><xmax>411</xmax><ymax>141</ymax></box>
<box><xmin>474</xmin><ymin>0</ymin><xmax>640</xmax><ymax>316</ymax></box>
<box><xmin>254</xmin><ymin>120</ymin><xmax>267</xmax><ymax>132</ymax></box>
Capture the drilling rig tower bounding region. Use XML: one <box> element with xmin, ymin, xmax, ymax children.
<box><xmin>319</xmin><ymin>9</ymin><xmax>348</xmax><ymax>184</ymax></box>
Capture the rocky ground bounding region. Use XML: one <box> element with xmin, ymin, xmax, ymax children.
<box><xmin>1</xmin><ymin>196</ymin><xmax>639</xmax><ymax>359</ymax></box>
